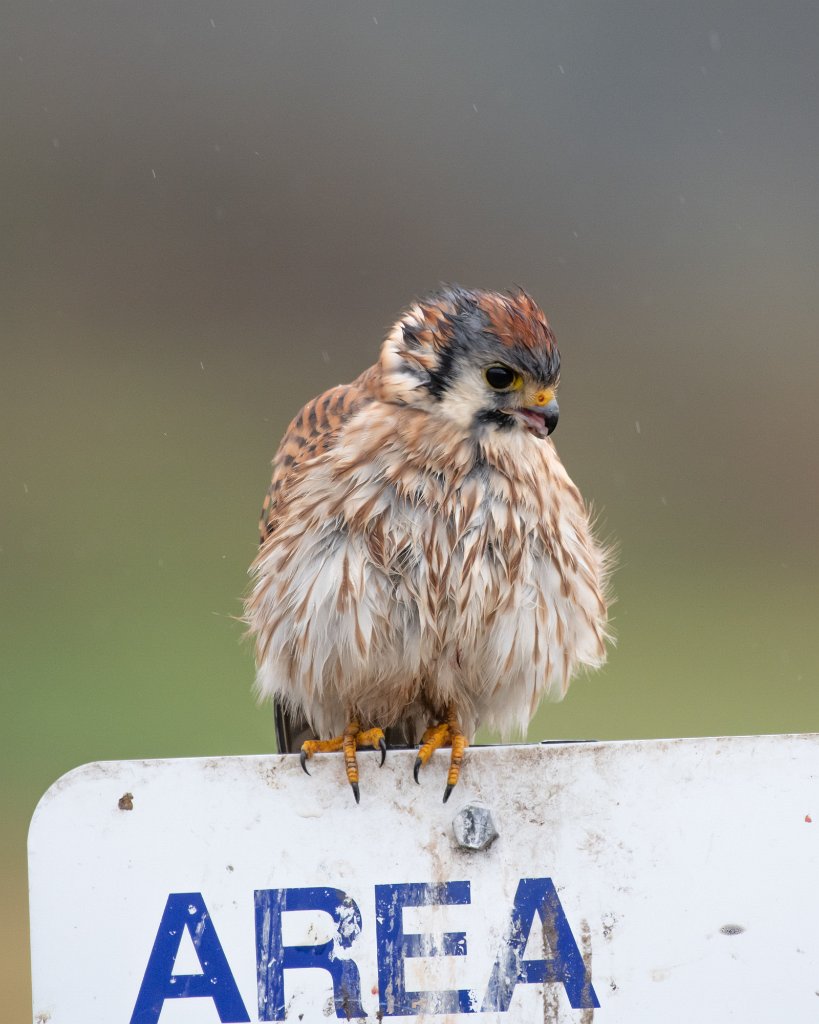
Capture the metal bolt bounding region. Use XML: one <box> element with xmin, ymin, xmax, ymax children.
<box><xmin>452</xmin><ymin>803</ymin><xmax>499</xmax><ymax>851</ymax></box>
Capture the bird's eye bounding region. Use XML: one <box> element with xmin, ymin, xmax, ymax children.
<box><xmin>484</xmin><ymin>364</ymin><xmax>521</xmax><ymax>391</ymax></box>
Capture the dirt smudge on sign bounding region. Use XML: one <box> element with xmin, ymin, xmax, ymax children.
<box><xmin>541</xmin><ymin>902</ymin><xmax>562</xmax><ymax>1023</ymax></box>
<box><xmin>578</xmin><ymin>918</ymin><xmax>595</xmax><ymax>1023</ymax></box>
<box><xmin>256</xmin><ymin>757</ymin><xmax>284</xmax><ymax>789</ymax></box>
<box><xmin>542</xmin><ymin>979</ymin><xmax>560</xmax><ymax>1022</ymax></box>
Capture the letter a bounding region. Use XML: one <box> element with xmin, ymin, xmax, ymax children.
<box><xmin>130</xmin><ymin>892</ymin><xmax>250</xmax><ymax>1024</ymax></box>
<box><xmin>482</xmin><ymin>877</ymin><xmax>599</xmax><ymax>1012</ymax></box>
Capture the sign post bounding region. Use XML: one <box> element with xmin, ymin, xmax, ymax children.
<box><xmin>29</xmin><ymin>735</ymin><xmax>819</xmax><ymax>1022</ymax></box>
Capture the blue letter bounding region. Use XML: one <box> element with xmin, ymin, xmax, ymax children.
<box><xmin>482</xmin><ymin>877</ymin><xmax>599</xmax><ymax>1012</ymax></box>
<box><xmin>130</xmin><ymin>892</ymin><xmax>250</xmax><ymax>1024</ymax></box>
<box><xmin>375</xmin><ymin>881</ymin><xmax>475</xmax><ymax>1016</ymax></box>
<box><xmin>255</xmin><ymin>887</ymin><xmax>364</xmax><ymax>1021</ymax></box>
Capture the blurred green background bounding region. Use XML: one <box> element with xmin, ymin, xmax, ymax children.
<box><xmin>3</xmin><ymin>1</ymin><xmax>818</xmax><ymax>1017</ymax></box>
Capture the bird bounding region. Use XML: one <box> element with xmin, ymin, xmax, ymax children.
<box><xmin>245</xmin><ymin>286</ymin><xmax>611</xmax><ymax>803</ymax></box>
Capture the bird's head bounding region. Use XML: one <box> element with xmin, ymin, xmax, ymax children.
<box><xmin>379</xmin><ymin>286</ymin><xmax>561</xmax><ymax>439</ymax></box>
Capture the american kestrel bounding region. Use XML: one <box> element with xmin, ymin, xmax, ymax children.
<box><xmin>245</xmin><ymin>287</ymin><xmax>610</xmax><ymax>802</ymax></box>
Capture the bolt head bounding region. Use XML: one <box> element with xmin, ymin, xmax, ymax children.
<box><xmin>452</xmin><ymin>803</ymin><xmax>499</xmax><ymax>851</ymax></box>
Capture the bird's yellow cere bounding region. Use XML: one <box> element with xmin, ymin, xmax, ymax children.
<box><xmin>531</xmin><ymin>388</ymin><xmax>556</xmax><ymax>407</ymax></box>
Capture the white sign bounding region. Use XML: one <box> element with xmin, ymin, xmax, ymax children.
<box><xmin>29</xmin><ymin>735</ymin><xmax>819</xmax><ymax>1023</ymax></box>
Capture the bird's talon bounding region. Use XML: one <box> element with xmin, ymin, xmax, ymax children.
<box><xmin>298</xmin><ymin>724</ymin><xmax>385</xmax><ymax>795</ymax></box>
<box><xmin>414</xmin><ymin>708</ymin><xmax>468</xmax><ymax>797</ymax></box>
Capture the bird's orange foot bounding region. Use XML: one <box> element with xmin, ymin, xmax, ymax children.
<box><xmin>300</xmin><ymin>721</ymin><xmax>386</xmax><ymax>803</ymax></box>
<box><xmin>413</xmin><ymin>708</ymin><xmax>469</xmax><ymax>803</ymax></box>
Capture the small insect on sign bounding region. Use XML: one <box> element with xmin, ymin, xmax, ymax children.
<box><xmin>29</xmin><ymin>736</ymin><xmax>819</xmax><ymax>1023</ymax></box>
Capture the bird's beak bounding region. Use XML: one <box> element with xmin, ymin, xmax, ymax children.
<box><xmin>509</xmin><ymin>388</ymin><xmax>559</xmax><ymax>437</ymax></box>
